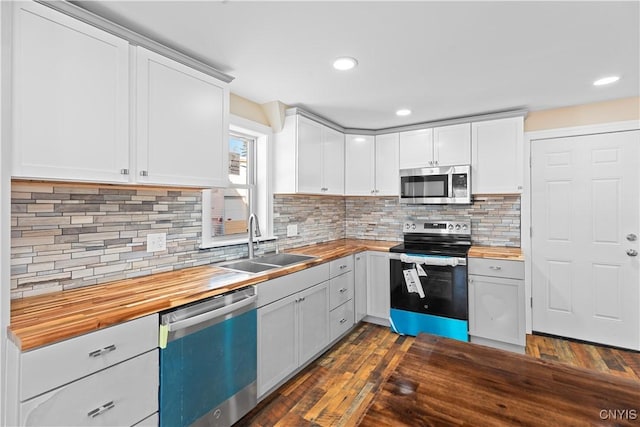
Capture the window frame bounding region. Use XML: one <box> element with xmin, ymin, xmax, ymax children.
<box><xmin>200</xmin><ymin>114</ymin><xmax>274</xmax><ymax>249</ymax></box>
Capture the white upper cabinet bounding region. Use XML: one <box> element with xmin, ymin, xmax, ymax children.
<box><xmin>399</xmin><ymin>124</ymin><xmax>471</xmax><ymax>169</ymax></box>
<box><xmin>399</xmin><ymin>129</ymin><xmax>433</xmax><ymax>169</ymax></box>
<box><xmin>274</xmin><ymin>115</ymin><xmax>345</xmax><ymax>195</ymax></box>
<box><xmin>12</xmin><ymin>1</ymin><xmax>130</xmax><ymax>183</ymax></box>
<box><xmin>12</xmin><ymin>3</ymin><xmax>229</xmax><ymax>188</ymax></box>
<box><xmin>433</xmin><ymin>123</ymin><xmax>471</xmax><ymax>166</ymax></box>
<box><xmin>374</xmin><ymin>133</ymin><xmax>400</xmax><ymax>195</ymax></box>
<box><xmin>471</xmin><ymin>117</ymin><xmax>524</xmax><ymax>194</ymax></box>
<box><xmin>136</xmin><ymin>47</ymin><xmax>229</xmax><ymax>187</ymax></box>
<box><xmin>345</xmin><ymin>135</ymin><xmax>375</xmax><ymax>196</ymax></box>
<box><xmin>346</xmin><ymin>133</ymin><xmax>399</xmax><ymax>196</ymax></box>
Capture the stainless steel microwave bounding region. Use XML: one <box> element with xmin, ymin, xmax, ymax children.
<box><xmin>399</xmin><ymin>165</ymin><xmax>471</xmax><ymax>204</ymax></box>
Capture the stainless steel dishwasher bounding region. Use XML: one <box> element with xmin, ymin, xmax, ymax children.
<box><xmin>159</xmin><ymin>286</ymin><xmax>257</xmax><ymax>427</ymax></box>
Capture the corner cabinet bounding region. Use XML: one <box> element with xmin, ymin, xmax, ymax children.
<box><xmin>273</xmin><ymin>114</ymin><xmax>345</xmax><ymax>195</ymax></box>
<box><xmin>468</xmin><ymin>258</ymin><xmax>525</xmax><ymax>353</ymax></box>
<box><xmin>12</xmin><ymin>2</ymin><xmax>230</xmax><ymax>187</ymax></box>
<box><xmin>12</xmin><ymin>1</ymin><xmax>130</xmax><ymax>183</ymax></box>
<box><xmin>345</xmin><ymin>133</ymin><xmax>399</xmax><ymax>196</ymax></box>
<box><xmin>471</xmin><ymin>117</ymin><xmax>524</xmax><ymax>194</ymax></box>
<box><xmin>135</xmin><ymin>47</ymin><xmax>229</xmax><ymax>187</ymax></box>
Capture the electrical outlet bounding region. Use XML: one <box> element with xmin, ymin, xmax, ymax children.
<box><xmin>147</xmin><ymin>232</ymin><xmax>167</xmax><ymax>252</ymax></box>
<box><xmin>286</xmin><ymin>224</ymin><xmax>298</xmax><ymax>237</ymax></box>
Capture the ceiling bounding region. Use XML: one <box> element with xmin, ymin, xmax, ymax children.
<box><xmin>73</xmin><ymin>1</ymin><xmax>639</xmax><ymax>130</ymax></box>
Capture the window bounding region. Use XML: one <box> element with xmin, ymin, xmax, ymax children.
<box><xmin>201</xmin><ymin>117</ymin><xmax>272</xmax><ymax>248</ymax></box>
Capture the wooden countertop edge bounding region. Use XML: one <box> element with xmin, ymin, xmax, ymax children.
<box><xmin>9</xmin><ymin>238</ymin><xmax>398</xmax><ymax>351</ymax></box>
<box><xmin>468</xmin><ymin>245</ymin><xmax>524</xmax><ymax>261</ymax></box>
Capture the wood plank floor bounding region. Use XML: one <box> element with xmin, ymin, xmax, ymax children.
<box><xmin>238</xmin><ymin>323</ymin><xmax>640</xmax><ymax>426</ymax></box>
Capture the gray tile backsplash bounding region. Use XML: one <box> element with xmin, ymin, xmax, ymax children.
<box><xmin>11</xmin><ymin>182</ymin><xmax>520</xmax><ymax>299</ymax></box>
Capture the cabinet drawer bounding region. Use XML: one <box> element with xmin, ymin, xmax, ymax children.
<box><xmin>330</xmin><ymin>255</ymin><xmax>353</xmax><ymax>278</ymax></box>
<box><xmin>468</xmin><ymin>258</ymin><xmax>524</xmax><ymax>280</ymax></box>
<box><xmin>20</xmin><ymin>349</ymin><xmax>158</xmax><ymax>427</ymax></box>
<box><xmin>329</xmin><ymin>271</ymin><xmax>354</xmax><ymax>310</ymax></box>
<box><xmin>330</xmin><ymin>300</ymin><xmax>354</xmax><ymax>341</ymax></box>
<box><xmin>257</xmin><ymin>263</ymin><xmax>330</xmax><ymax>308</ymax></box>
<box><xmin>21</xmin><ymin>314</ymin><xmax>158</xmax><ymax>401</ymax></box>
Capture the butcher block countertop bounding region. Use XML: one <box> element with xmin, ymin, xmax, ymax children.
<box><xmin>360</xmin><ymin>334</ymin><xmax>640</xmax><ymax>426</ymax></box>
<box><xmin>468</xmin><ymin>245</ymin><xmax>523</xmax><ymax>261</ymax></box>
<box><xmin>9</xmin><ymin>239</ymin><xmax>397</xmax><ymax>351</ymax></box>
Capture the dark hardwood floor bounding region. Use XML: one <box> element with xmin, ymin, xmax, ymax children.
<box><xmin>239</xmin><ymin>323</ymin><xmax>640</xmax><ymax>426</ymax></box>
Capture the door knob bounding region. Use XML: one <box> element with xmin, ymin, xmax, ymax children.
<box><xmin>626</xmin><ymin>249</ymin><xmax>638</xmax><ymax>257</ymax></box>
<box><xmin>626</xmin><ymin>233</ymin><xmax>637</xmax><ymax>242</ymax></box>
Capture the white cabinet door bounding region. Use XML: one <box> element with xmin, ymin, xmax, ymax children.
<box><xmin>354</xmin><ymin>253</ymin><xmax>367</xmax><ymax>322</ymax></box>
<box><xmin>20</xmin><ymin>350</ymin><xmax>158</xmax><ymax>427</ymax></box>
<box><xmin>433</xmin><ymin>123</ymin><xmax>471</xmax><ymax>166</ymax></box>
<box><xmin>399</xmin><ymin>129</ymin><xmax>433</xmax><ymax>169</ymax></box>
<box><xmin>136</xmin><ymin>47</ymin><xmax>229</xmax><ymax>187</ymax></box>
<box><xmin>296</xmin><ymin>116</ymin><xmax>324</xmax><ymax>193</ymax></box>
<box><xmin>469</xmin><ymin>275</ymin><xmax>525</xmax><ymax>346</ymax></box>
<box><xmin>472</xmin><ymin>117</ymin><xmax>524</xmax><ymax>194</ymax></box>
<box><xmin>345</xmin><ymin>135</ymin><xmax>375</xmax><ymax>195</ymax></box>
<box><xmin>257</xmin><ymin>294</ymin><xmax>298</xmax><ymax>397</ymax></box>
<box><xmin>322</xmin><ymin>127</ymin><xmax>345</xmax><ymax>195</ymax></box>
<box><xmin>366</xmin><ymin>252</ymin><xmax>390</xmax><ymax>321</ymax></box>
<box><xmin>374</xmin><ymin>133</ymin><xmax>400</xmax><ymax>196</ymax></box>
<box><xmin>298</xmin><ymin>281</ymin><xmax>330</xmax><ymax>365</ymax></box>
<box><xmin>12</xmin><ymin>1</ymin><xmax>130</xmax><ymax>183</ymax></box>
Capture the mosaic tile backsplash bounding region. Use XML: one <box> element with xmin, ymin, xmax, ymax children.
<box><xmin>11</xmin><ymin>182</ymin><xmax>520</xmax><ymax>299</ymax></box>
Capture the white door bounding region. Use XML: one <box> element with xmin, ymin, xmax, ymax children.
<box><xmin>531</xmin><ymin>130</ymin><xmax>640</xmax><ymax>350</ymax></box>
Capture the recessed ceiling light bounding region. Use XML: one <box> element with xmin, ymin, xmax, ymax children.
<box><xmin>396</xmin><ymin>109</ymin><xmax>412</xmax><ymax>117</ymax></box>
<box><xmin>593</xmin><ymin>76</ymin><xmax>620</xmax><ymax>86</ymax></box>
<box><xmin>333</xmin><ymin>57</ymin><xmax>358</xmax><ymax>71</ymax></box>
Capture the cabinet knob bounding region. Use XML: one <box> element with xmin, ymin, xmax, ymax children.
<box><xmin>140</xmin><ymin>170</ymin><xmax>148</xmax><ymax>177</ymax></box>
<box><xmin>120</xmin><ymin>168</ymin><xmax>129</xmax><ymax>175</ymax></box>
<box><xmin>627</xmin><ymin>249</ymin><xmax>638</xmax><ymax>257</ymax></box>
<box><xmin>339</xmin><ymin>287</ymin><xmax>347</xmax><ymax>293</ymax></box>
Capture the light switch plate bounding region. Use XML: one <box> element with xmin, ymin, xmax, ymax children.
<box><xmin>147</xmin><ymin>232</ymin><xmax>167</xmax><ymax>252</ymax></box>
<box><xmin>286</xmin><ymin>224</ymin><xmax>298</xmax><ymax>237</ymax></box>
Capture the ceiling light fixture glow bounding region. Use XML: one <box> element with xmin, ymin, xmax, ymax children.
<box><xmin>354</xmin><ymin>137</ymin><xmax>366</xmax><ymax>142</ymax></box>
<box><xmin>593</xmin><ymin>76</ymin><xmax>620</xmax><ymax>86</ymax></box>
<box><xmin>333</xmin><ymin>57</ymin><xmax>358</xmax><ymax>71</ymax></box>
<box><xmin>396</xmin><ymin>109</ymin><xmax>412</xmax><ymax>117</ymax></box>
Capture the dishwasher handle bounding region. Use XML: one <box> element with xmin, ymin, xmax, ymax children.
<box><xmin>166</xmin><ymin>294</ymin><xmax>257</xmax><ymax>333</ymax></box>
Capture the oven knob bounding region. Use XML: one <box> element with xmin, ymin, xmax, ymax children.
<box><xmin>448</xmin><ymin>224</ymin><xmax>454</xmax><ymax>230</ymax></box>
<box><xmin>455</xmin><ymin>224</ymin><xmax>461</xmax><ymax>230</ymax></box>
<box><xmin>411</xmin><ymin>224</ymin><xmax>416</xmax><ymax>230</ymax></box>
<box><xmin>462</xmin><ymin>224</ymin><xmax>468</xmax><ymax>231</ymax></box>
<box><xmin>405</xmin><ymin>223</ymin><xmax>410</xmax><ymax>230</ymax></box>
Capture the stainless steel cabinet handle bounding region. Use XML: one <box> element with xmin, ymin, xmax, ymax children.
<box><xmin>489</xmin><ymin>266</ymin><xmax>502</xmax><ymax>271</ymax></box>
<box><xmin>339</xmin><ymin>288</ymin><xmax>347</xmax><ymax>293</ymax></box>
<box><xmin>88</xmin><ymin>344</ymin><xmax>117</xmax><ymax>358</ymax></box>
<box><xmin>140</xmin><ymin>170</ymin><xmax>148</xmax><ymax>177</ymax></box>
<box><xmin>120</xmin><ymin>168</ymin><xmax>129</xmax><ymax>175</ymax></box>
<box><xmin>627</xmin><ymin>249</ymin><xmax>638</xmax><ymax>257</ymax></box>
<box><xmin>627</xmin><ymin>233</ymin><xmax>637</xmax><ymax>242</ymax></box>
<box><xmin>339</xmin><ymin>318</ymin><xmax>347</xmax><ymax>324</ymax></box>
<box><xmin>339</xmin><ymin>264</ymin><xmax>348</xmax><ymax>269</ymax></box>
<box><xmin>88</xmin><ymin>401</ymin><xmax>115</xmax><ymax>418</ymax></box>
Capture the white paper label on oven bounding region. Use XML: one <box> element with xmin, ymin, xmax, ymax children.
<box><xmin>403</xmin><ymin>268</ymin><xmax>425</xmax><ymax>299</ymax></box>
<box><xmin>415</xmin><ymin>263</ymin><xmax>427</xmax><ymax>277</ymax></box>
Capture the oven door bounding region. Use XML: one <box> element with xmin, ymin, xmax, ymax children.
<box><xmin>389</xmin><ymin>253</ymin><xmax>468</xmax><ymax>320</ymax></box>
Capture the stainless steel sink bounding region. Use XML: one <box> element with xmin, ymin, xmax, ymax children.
<box><xmin>216</xmin><ymin>253</ymin><xmax>316</xmax><ymax>274</ymax></box>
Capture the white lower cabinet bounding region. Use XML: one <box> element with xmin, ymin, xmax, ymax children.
<box><xmin>257</xmin><ymin>280</ymin><xmax>329</xmax><ymax>398</ymax></box>
<box><xmin>9</xmin><ymin>314</ymin><xmax>159</xmax><ymax>427</ymax></box>
<box><xmin>468</xmin><ymin>258</ymin><xmax>525</xmax><ymax>353</ymax></box>
<box><xmin>365</xmin><ymin>251</ymin><xmax>390</xmax><ymax>325</ymax></box>
<box><xmin>20</xmin><ymin>350</ymin><xmax>158</xmax><ymax>427</ymax></box>
<box><xmin>354</xmin><ymin>254</ymin><xmax>367</xmax><ymax>322</ymax></box>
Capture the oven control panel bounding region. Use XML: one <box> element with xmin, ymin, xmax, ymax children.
<box><xmin>403</xmin><ymin>221</ymin><xmax>471</xmax><ymax>235</ymax></box>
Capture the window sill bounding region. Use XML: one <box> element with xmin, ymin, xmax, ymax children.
<box><xmin>199</xmin><ymin>235</ymin><xmax>277</xmax><ymax>250</ymax></box>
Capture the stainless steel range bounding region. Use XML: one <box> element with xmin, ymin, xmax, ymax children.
<box><xmin>389</xmin><ymin>221</ymin><xmax>471</xmax><ymax>341</ymax></box>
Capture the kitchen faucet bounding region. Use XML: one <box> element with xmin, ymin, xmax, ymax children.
<box><xmin>248</xmin><ymin>213</ymin><xmax>261</xmax><ymax>259</ymax></box>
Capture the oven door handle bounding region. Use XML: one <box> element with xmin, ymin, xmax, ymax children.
<box><xmin>389</xmin><ymin>252</ymin><xmax>467</xmax><ymax>266</ymax></box>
